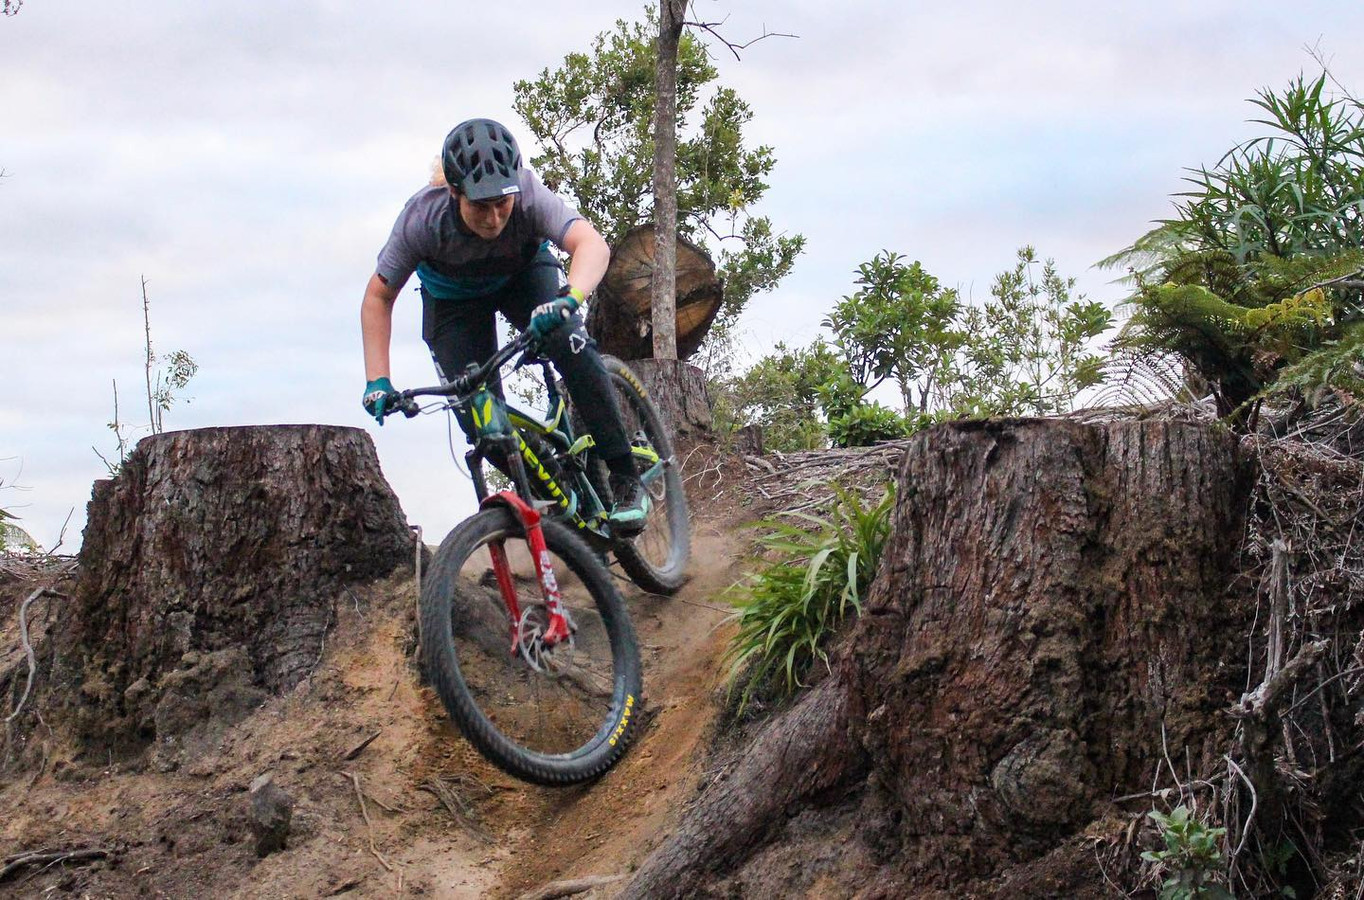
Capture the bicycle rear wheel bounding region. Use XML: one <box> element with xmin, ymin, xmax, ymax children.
<box><xmin>420</xmin><ymin>506</ymin><xmax>642</xmax><ymax>785</ymax></box>
<box><xmin>601</xmin><ymin>356</ymin><xmax>692</xmax><ymax>595</ymax></box>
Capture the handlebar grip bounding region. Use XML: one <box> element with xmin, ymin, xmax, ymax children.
<box><xmin>379</xmin><ymin>392</ymin><xmax>420</xmax><ymax>420</ymax></box>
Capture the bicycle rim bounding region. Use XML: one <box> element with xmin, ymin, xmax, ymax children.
<box><xmin>421</xmin><ymin>507</ymin><xmax>642</xmax><ymax>784</ymax></box>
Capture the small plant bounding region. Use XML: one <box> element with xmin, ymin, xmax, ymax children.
<box><xmin>0</xmin><ymin>463</ymin><xmax>39</xmax><ymax>553</ymax></box>
<box><xmin>723</xmin><ymin>483</ymin><xmax>895</xmax><ymax>714</ymax></box>
<box><xmin>1141</xmin><ymin>805</ymin><xmax>1233</xmax><ymax>900</ymax></box>
<box><xmin>94</xmin><ymin>279</ymin><xmax>198</xmax><ymax>474</ymax></box>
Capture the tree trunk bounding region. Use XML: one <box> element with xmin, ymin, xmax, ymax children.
<box><xmin>623</xmin><ymin>419</ymin><xmax>1253</xmax><ymax>897</ymax></box>
<box><xmin>56</xmin><ymin>425</ymin><xmax>413</xmax><ymax>764</ymax></box>
<box><xmin>650</xmin><ymin>0</ymin><xmax>687</xmax><ymax>361</ymax></box>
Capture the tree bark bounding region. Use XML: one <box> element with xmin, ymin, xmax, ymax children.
<box><xmin>650</xmin><ymin>0</ymin><xmax>687</xmax><ymax>361</ymax></box>
<box><xmin>623</xmin><ymin>419</ymin><xmax>1253</xmax><ymax>896</ymax></box>
<box><xmin>620</xmin><ymin>679</ymin><xmax>863</xmax><ymax>900</ymax></box>
<box><xmin>56</xmin><ymin>425</ymin><xmax>413</xmax><ymax>761</ymax></box>
<box><xmin>621</xmin><ymin>359</ymin><xmax>713</xmax><ymax>443</ymax></box>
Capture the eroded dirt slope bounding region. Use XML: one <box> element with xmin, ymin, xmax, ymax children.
<box><xmin>1</xmin><ymin>510</ymin><xmax>745</xmax><ymax>898</ymax></box>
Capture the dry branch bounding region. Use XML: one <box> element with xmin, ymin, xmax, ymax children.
<box><xmin>342</xmin><ymin>771</ymin><xmax>395</xmax><ymax>873</ymax></box>
<box><xmin>420</xmin><ymin>778</ymin><xmax>492</xmax><ymax>843</ymax></box>
<box><xmin>516</xmin><ymin>874</ymin><xmax>625</xmax><ymax>900</ymax></box>
<box><xmin>341</xmin><ymin>730</ymin><xmax>382</xmax><ymax>761</ymax></box>
<box><xmin>0</xmin><ymin>847</ymin><xmax>110</xmax><ymax>882</ymax></box>
<box><xmin>4</xmin><ymin>588</ymin><xmax>65</xmax><ymax>725</ymax></box>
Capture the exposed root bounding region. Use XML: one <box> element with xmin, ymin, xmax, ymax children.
<box><xmin>515</xmin><ymin>874</ymin><xmax>625</xmax><ymax>900</ymax></box>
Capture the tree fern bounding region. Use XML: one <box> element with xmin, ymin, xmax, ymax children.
<box><xmin>1100</xmin><ymin>70</ymin><xmax>1364</xmax><ymax>419</ymax></box>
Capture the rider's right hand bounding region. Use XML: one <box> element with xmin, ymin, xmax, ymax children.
<box><xmin>362</xmin><ymin>376</ymin><xmax>396</xmax><ymax>425</ymax></box>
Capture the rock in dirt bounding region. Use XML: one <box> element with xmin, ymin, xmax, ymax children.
<box><xmin>248</xmin><ymin>772</ymin><xmax>294</xmax><ymax>857</ymax></box>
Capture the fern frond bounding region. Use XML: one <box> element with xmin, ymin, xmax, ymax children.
<box><xmin>1089</xmin><ymin>349</ymin><xmax>1198</xmax><ymax>409</ymax></box>
<box><xmin>1266</xmin><ymin>322</ymin><xmax>1364</xmax><ymax>405</ymax></box>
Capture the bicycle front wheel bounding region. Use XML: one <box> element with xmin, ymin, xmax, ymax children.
<box><xmin>420</xmin><ymin>506</ymin><xmax>643</xmax><ymax>785</ymax></box>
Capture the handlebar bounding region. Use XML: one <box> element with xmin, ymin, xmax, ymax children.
<box><xmin>379</xmin><ymin>330</ymin><xmax>536</xmax><ymax>420</ymax></box>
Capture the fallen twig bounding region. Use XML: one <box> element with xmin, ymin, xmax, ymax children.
<box><xmin>341</xmin><ymin>730</ymin><xmax>383</xmax><ymax>761</ymax></box>
<box><xmin>342</xmin><ymin>771</ymin><xmax>395</xmax><ymax>873</ymax></box>
<box><xmin>420</xmin><ymin>778</ymin><xmax>492</xmax><ymax>843</ymax></box>
<box><xmin>0</xmin><ymin>847</ymin><xmax>110</xmax><ymax>882</ymax></box>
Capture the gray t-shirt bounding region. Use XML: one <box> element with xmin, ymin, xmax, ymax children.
<box><xmin>375</xmin><ymin>169</ymin><xmax>582</xmax><ymax>299</ymax></box>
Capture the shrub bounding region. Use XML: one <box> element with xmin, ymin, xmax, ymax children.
<box><xmin>826</xmin><ymin>402</ymin><xmax>915</xmax><ymax>448</ymax></box>
<box><xmin>724</xmin><ymin>483</ymin><xmax>896</xmax><ymax>714</ymax></box>
<box><xmin>1141</xmin><ymin>805</ymin><xmax>1233</xmax><ymax>900</ymax></box>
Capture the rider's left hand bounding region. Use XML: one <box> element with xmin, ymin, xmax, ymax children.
<box><xmin>529</xmin><ymin>285</ymin><xmax>584</xmax><ymax>341</ymax></box>
<box><xmin>362</xmin><ymin>376</ymin><xmax>396</xmax><ymax>425</ymax></box>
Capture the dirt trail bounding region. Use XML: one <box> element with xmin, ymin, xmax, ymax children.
<box><xmin>0</xmin><ymin>514</ymin><xmax>745</xmax><ymax>898</ymax></box>
<box><xmin>488</xmin><ymin>524</ymin><xmax>740</xmax><ymax>899</ymax></box>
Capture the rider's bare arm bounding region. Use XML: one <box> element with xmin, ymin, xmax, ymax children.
<box><xmin>361</xmin><ymin>272</ymin><xmax>402</xmax><ymax>381</ymax></box>
<box><xmin>558</xmin><ymin>219</ymin><xmax>610</xmax><ymax>299</ymax></box>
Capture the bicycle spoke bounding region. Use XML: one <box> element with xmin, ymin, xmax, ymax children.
<box><xmin>445</xmin><ymin>525</ymin><xmax>622</xmax><ymax>757</ymax></box>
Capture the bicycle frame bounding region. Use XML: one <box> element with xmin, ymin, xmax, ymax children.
<box><xmin>389</xmin><ymin>332</ymin><xmax>665</xmax><ymax>658</ymax></box>
<box><xmin>461</xmin><ymin>357</ymin><xmax>665</xmax><ymax>544</ymax></box>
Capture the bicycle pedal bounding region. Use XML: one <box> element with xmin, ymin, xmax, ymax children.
<box><xmin>530</xmin><ymin>499</ymin><xmax>557</xmax><ymax>513</ymax></box>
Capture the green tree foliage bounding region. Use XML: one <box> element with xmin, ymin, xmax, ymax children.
<box><xmin>718</xmin><ymin>248</ymin><xmax>1111</xmax><ymax>450</ymax></box>
<box><xmin>822</xmin><ymin>252</ymin><xmax>963</xmax><ymax>415</ymax></box>
<box><xmin>512</xmin><ymin>11</ymin><xmax>804</xmax><ymax>332</ymax></box>
<box><xmin>949</xmin><ymin>247</ymin><xmax>1112</xmax><ymax>417</ymax></box>
<box><xmin>1106</xmin><ymin>70</ymin><xmax>1364</xmax><ymax>416</ymax></box>
<box><xmin>711</xmin><ymin>341</ymin><xmax>840</xmax><ymax>451</ymax></box>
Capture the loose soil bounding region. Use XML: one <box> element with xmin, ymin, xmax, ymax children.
<box><xmin>0</xmin><ymin>509</ymin><xmax>748</xmax><ymax>898</ymax></box>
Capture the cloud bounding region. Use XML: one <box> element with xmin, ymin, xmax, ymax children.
<box><xmin>4</xmin><ymin>0</ymin><xmax>1364</xmax><ymax>549</ymax></box>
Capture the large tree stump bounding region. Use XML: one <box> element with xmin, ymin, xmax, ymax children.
<box><xmin>57</xmin><ymin>425</ymin><xmax>412</xmax><ymax>762</ymax></box>
<box><xmin>588</xmin><ymin>224</ymin><xmax>724</xmax><ymax>362</ymax></box>
<box><xmin>623</xmin><ymin>419</ymin><xmax>1253</xmax><ymax>897</ymax></box>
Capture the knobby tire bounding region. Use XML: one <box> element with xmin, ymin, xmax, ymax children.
<box><xmin>420</xmin><ymin>506</ymin><xmax>643</xmax><ymax>785</ymax></box>
<box><xmin>601</xmin><ymin>356</ymin><xmax>692</xmax><ymax>595</ymax></box>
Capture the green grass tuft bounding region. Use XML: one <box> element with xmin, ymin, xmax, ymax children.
<box><xmin>723</xmin><ymin>482</ymin><xmax>896</xmax><ymax>715</ymax></box>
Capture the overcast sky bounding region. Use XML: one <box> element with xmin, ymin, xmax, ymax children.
<box><xmin>4</xmin><ymin>1</ymin><xmax>1363</xmax><ymax>551</ymax></box>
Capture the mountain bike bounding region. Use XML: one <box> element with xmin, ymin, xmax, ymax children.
<box><xmin>381</xmin><ymin>330</ymin><xmax>690</xmax><ymax>784</ymax></box>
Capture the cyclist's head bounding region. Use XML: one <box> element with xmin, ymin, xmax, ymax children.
<box><xmin>442</xmin><ymin>118</ymin><xmax>522</xmax><ymax>201</ymax></box>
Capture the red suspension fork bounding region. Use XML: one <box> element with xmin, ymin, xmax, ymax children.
<box><xmin>486</xmin><ymin>541</ymin><xmax>522</xmax><ymax>656</ymax></box>
<box><xmin>482</xmin><ymin>491</ymin><xmax>573</xmax><ymax>649</ymax></box>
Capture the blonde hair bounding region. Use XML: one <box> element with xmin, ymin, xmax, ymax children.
<box><xmin>429</xmin><ymin>156</ymin><xmax>448</xmax><ymax>188</ymax></box>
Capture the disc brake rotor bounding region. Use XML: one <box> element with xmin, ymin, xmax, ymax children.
<box><xmin>515</xmin><ymin>606</ymin><xmax>574</xmax><ymax>672</ymax></box>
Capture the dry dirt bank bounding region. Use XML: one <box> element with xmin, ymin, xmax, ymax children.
<box><xmin>1</xmin><ymin>504</ymin><xmax>748</xmax><ymax>898</ymax></box>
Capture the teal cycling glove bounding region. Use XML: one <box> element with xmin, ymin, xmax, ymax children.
<box><xmin>529</xmin><ymin>285</ymin><xmax>584</xmax><ymax>341</ymax></box>
<box><xmin>362</xmin><ymin>377</ymin><xmax>395</xmax><ymax>425</ymax></box>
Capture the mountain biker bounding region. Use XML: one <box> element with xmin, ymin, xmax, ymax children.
<box><xmin>360</xmin><ymin>118</ymin><xmax>651</xmax><ymax>532</ymax></box>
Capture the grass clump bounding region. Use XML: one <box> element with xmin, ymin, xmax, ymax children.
<box><xmin>723</xmin><ymin>483</ymin><xmax>895</xmax><ymax>715</ymax></box>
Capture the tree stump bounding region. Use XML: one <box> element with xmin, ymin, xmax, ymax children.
<box><xmin>588</xmin><ymin>224</ymin><xmax>724</xmax><ymax>362</ymax></box>
<box><xmin>623</xmin><ymin>359</ymin><xmax>713</xmax><ymax>443</ymax></box>
<box><xmin>57</xmin><ymin>425</ymin><xmax>413</xmax><ymax>761</ymax></box>
<box><xmin>622</xmin><ymin>419</ymin><xmax>1253</xmax><ymax>898</ymax></box>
